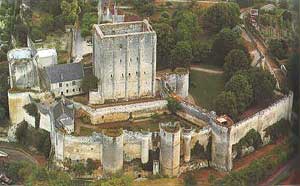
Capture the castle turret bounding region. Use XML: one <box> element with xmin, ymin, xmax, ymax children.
<box><xmin>159</xmin><ymin>122</ymin><xmax>181</xmax><ymax>177</ymax></box>
<box><xmin>102</xmin><ymin>129</ymin><xmax>124</xmax><ymax>174</ymax></box>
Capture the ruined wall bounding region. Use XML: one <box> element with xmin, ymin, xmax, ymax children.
<box><xmin>123</xmin><ymin>131</ymin><xmax>151</xmax><ymax>163</ymax></box>
<box><xmin>80</xmin><ymin>99</ymin><xmax>168</xmax><ymax>124</ymax></box>
<box><xmin>8</xmin><ymin>91</ymin><xmax>39</xmax><ymax>125</ymax></box>
<box><xmin>211</xmin><ymin>92</ymin><xmax>293</xmax><ymax>171</ymax></box>
<box><xmin>162</xmin><ymin>72</ymin><xmax>189</xmax><ymax>98</ymax></box>
<box><xmin>54</xmin><ymin>132</ymin><xmax>102</xmax><ymax>161</ymax></box>
<box><xmin>230</xmin><ymin>92</ymin><xmax>293</xmax><ymax>145</ymax></box>
<box><xmin>93</xmin><ymin>21</ymin><xmax>156</xmax><ymax>103</ymax></box>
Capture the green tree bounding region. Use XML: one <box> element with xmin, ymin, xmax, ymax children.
<box><xmin>225</xmin><ymin>74</ymin><xmax>253</xmax><ymax>112</ymax></box>
<box><xmin>15</xmin><ymin>121</ymin><xmax>29</xmax><ymax>145</ymax></box>
<box><xmin>167</xmin><ymin>97</ymin><xmax>181</xmax><ymax>113</ymax></box>
<box><xmin>202</xmin><ymin>3</ymin><xmax>240</xmax><ymax>33</ymax></box>
<box><xmin>81</xmin><ymin>12</ymin><xmax>98</xmax><ymax>38</ymax></box>
<box><xmin>73</xmin><ymin>162</ymin><xmax>85</xmax><ymax>176</ymax></box>
<box><xmin>171</xmin><ymin>41</ymin><xmax>193</xmax><ymax>68</ymax></box>
<box><xmin>211</xmin><ymin>28</ymin><xmax>245</xmax><ymax>66</ymax></box>
<box><xmin>0</xmin><ymin>105</ymin><xmax>6</xmax><ymax>121</ymax></box>
<box><xmin>224</xmin><ymin>49</ymin><xmax>251</xmax><ymax>80</ymax></box>
<box><xmin>214</xmin><ymin>91</ymin><xmax>238</xmax><ymax>119</ymax></box>
<box><xmin>172</xmin><ymin>10</ymin><xmax>201</xmax><ymax>42</ymax></box>
<box><xmin>184</xmin><ymin>172</ymin><xmax>197</xmax><ymax>186</ymax></box>
<box><xmin>241</xmin><ymin>68</ymin><xmax>276</xmax><ymax>102</ymax></box>
<box><xmin>192</xmin><ymin>41</ymin><xmax>211</xmax><ymax>63</ymax></box>
<box><xmin>279</xmin><ymin>0</ymin><xmax>288</xmax><ymax>9</ymax></box>
<box><xmin>86</xmin><ymin>158</ymin><xmax>97</xmax><ymax>175</ymax></box>
<box><xmin>82</xmin><ymin>74</ymin><xmax>98</xmax><ymax>92</ymax></box>
<box><xmin>268</xmin><ymin>39</ymin><xmax>288</xmax><ymax>60</ymax></box>
<box><xmin>40</xmin><ymin>15</ymin><xmax>54</xmax><ymax>33</ymax></box>
<box><xmin>61</xmin><ymin>0</ymin><xmax>79</xmax><ymax>24</ymax></box>
<box><xmin>153</xmin><ymin>23</ymin><xmax>175</xmax><ymax>69</ymax></box>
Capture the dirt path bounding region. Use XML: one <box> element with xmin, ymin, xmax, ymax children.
<box><xmin>0</xmin><ymin>146</ymin><xmax>38</xmax><ymax>164</ymax></box>
<box><xmin>260</xmin><ymin>157</ymin><xmax>297</xmax><ymax>186</ymax></box>
<box><xmin>190</xmin><ymin>66</ymin><xmax>224</xmax><ymax>74</ymax></box>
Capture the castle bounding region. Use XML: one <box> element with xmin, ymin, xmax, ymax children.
<box><xmin>6</xmin><ymin>19</ymin><xmax>293</xmax><ymax>177</ymax></box>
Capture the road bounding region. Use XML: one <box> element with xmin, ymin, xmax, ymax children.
<box><xmin>260</xmin><ymin>157</ymin><xmax>298</xmax><ymax>186</ymax></box>
<box><xmin>0</xmin><ymin>146</ymin><xmax>38</xmax><ymax>164</ymax></box>
<box><xmin>241</xmin><ymin>9</ymin><xmax>284</xmax><ymax>89</ymax></box>
<box><xmin>190</xmin><ymin>66</ymin><xmax>224</xmax><ymax>74</ymax></box>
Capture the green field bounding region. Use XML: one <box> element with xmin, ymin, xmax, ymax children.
<box><xmin>189</xmin><ymin>70</ymin><xmax>225</xmax><ymax>110</ymax></box>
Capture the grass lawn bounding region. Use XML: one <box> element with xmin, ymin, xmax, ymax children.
<box><xmin>189</xmin><ymin>70</ymin><xmax>225</xmax><ymax>110</ymax></box>
<box><xmin>133</xmin><ymin>178</ymin><xmax>183</xmax><ymax>186</ymax></box>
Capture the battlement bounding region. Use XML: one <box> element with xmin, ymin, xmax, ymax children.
<box><xmin>94</xmin><ymin>20</ymin><xmax>155</xmax><ymax>38</ymax></box>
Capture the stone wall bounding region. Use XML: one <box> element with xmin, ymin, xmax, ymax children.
<box><xmin>79</xmin><ymin>99</ymin><xmax>168</xmax><ymax>124</ymax></box>
<box><xmin>211</xmin><ymin>92</ymin><xmax>293</xmax><ymax>171</ymax></box>
<box><xmin>54</xmin><ymin>131</ymin><xmax>102</xmax><ymax>161</ymax></box>
<box><xmin>8</xmin><ymin>91</ymin><xmax>39</xmax><ymax>125</ymax></box>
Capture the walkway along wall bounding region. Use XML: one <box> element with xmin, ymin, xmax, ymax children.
<box><xmin>211</xmin><ymin>92</ymin><xmax>293</xmax><ymax>171</ymax></box>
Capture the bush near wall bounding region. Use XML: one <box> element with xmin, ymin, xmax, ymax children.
<box><xmin>214</xmin><ymin>137</ymin><xmax>296</xmax><ymax>186</ymax></box>
<box><xmin>232</xmin><ymin>129</ymin><xmax>263</xmax><ymax>159</ymax></box>
<box><xmin>264</xmin><ymin>119</ymin><xmax>290</xmax><ymax>143</ymax></box>
<box><xmin>15</xmin><ymin>121</ymin><xmax>51</xmax><ymax>158</ymax></box>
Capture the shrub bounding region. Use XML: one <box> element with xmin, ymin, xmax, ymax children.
<box><xmin>167</xmin><ymin>97</ymin><xmax>181</xmax><ymax>113</ymax></box>
<box><xmin>264</xmin><ymin>119</ymin><xmax>290</xmax><ymax>142</ymax></box>
<box><xmin>232</xmin><ymin>129</ymin><xmax>262</xmax><ymax>159</ymax></box>
<box><xmin>184</xmin><ymin>172</ymin><xmax>197</xmax><ymax>186</ymax></box>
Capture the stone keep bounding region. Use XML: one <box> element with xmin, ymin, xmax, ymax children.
<box><xmin>92</xmin><ymin>20</ymin><xmax>157</xmax><ymax>104</ymax></box>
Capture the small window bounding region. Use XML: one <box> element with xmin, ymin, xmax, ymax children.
<box><xmin>66</xmin><ymin>83</ymin><xmax>68</xmax><ymax>87</ymax></box>
<box><xmin>129</xmin><ymin>73</ymin><xmax>131</xmax><ymax>76</ymax></box>
<box><xmin>119</xmin><ymin>44</ymin><xmax>123</xmax><ymax>48</ymax></box>
<box><xmin>136</xmin><ymin>71</ymin><xmax>138</xmax><ymax>76</ymax></box>
<box><xmin>73</xmin><ymin>89</ymin><xmax>75</xmax><ymax>92</ymax></box>
<box><xmin>111</xmin><ymin>74</ymin><xmax>113</xmax><ymax>78</ymax></box>
<box><xmin>59</xmin><ymin>83</ymin><xmax>62</xmax><ymax>87</ymax></box>
<box><xmin>72</xmin><ymin>81</ymin><xmax>75</xmax><ymax>85</ymax></box>
<box><xmin>137</xmin><ymin>57</ymin><xmax>139</xmax><ymax>61</ymax></box>
<box><xmin>61</xmin><ymin>92</ymin><xmax>63</xmax><ymax>95</ymax></box>
<box><xmin>122</xmin><ymin>73</ymin><xmax>124</xmax><ymax>78</ymax></box>
<box><xmin>120</xmin><ymin>59</ymin><xmax>122</xmax><ymax>63</ymax></box>
<box><xmin>66</xmin><ymin>89</ymin><xmax>69</xmax><ymax>93</ymax></box>
<box><xmin>144</xmin><ymin>71</ymin><xmax>146</xmax><ymax>74</ymax></box>
<box><xmin>130</xmin><ymin>58</ymin><xmax>132</xmax><ymax>62</ymax></box>
<box><xmin>79</xmin><ymin>88</ymin><xmax>81</xmax><ymax>91</ymax></box>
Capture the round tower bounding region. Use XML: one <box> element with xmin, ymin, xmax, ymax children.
<box><xmin>159</xmin><ymin>122</ymin><xmax>181</xmax><ymax>177</ymax></box>
<box><xmin>102</xmin><ymin>129</ymin><xmax>124</xmax><ymax>174</ymax></box>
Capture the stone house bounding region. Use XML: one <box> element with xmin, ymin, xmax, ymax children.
<box><xmin>43</xmin><ymin>63</ymin><xmax>84</xmax><ymax>97</ymax></box>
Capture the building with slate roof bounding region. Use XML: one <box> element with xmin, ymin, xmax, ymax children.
<box><xmin>43</xmin><ymin>63</ymin><xmax>84</xmax><ymax>97</ymax></box>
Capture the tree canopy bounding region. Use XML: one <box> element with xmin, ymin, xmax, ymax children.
<box><xmin>202</xmin><ymin>3</ymin><xmax>240</xmax><ymax>33</ymax></box>
<box><xmin>268</xmin><ymin>39</ymin><xmax>288</xmax><ymax>60</ymax></box>
<box><xmin>224</xmin><ymin>49</ymin><xmax>251</xmax><ymax>80</ymax></box>
<box><xmin>214</xmin><ymin>91</ymin><xmax>238</xmax><ymax>119</ymax></box>
<box><xmin>82</xmin><ymin>74</ymin><xmax>99</xmax><ymax>92</ymax></box>
<box><xmin>225</xmin><ymin>74</ymin><xmax>253</xmax><ymax>112</ymax></box>
<box><xmin>171</xmin><ymin>41</ymin><xmax>193</xmax><ymax>68</ymax></box>
<box><xmin>211</xmin><ymin>28</ymin><xmax>245</xmax><ymax>65</ymax></box>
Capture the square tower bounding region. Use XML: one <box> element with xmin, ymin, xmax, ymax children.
<box><xmin>92</xmin><ymin>20</ymin><xmax>157</xmax><ymax>103</ymax></box>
